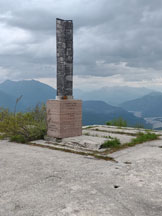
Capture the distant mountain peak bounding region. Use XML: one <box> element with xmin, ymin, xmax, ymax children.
<box><xmin>120</xmin><ymin>91</ymin><xmax>162</xmax><ymax>118</ymax></box>
<box><xmin>74</xmin><ymin>85</ymin><xmax>156</xmax><ymax>106</ymax></box>
<box><xmin>0</xmin><ymin>79</ymin><xmax>56</xmax><ymax>111</ymax></box>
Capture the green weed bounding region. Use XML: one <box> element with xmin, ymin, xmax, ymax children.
<box><xmin>10</xmin><ymin>135</ymin><xmax>26</xmax><ymax>143</ymax></box>
<box><xmin>84</xmin><ymin>132</ymin><xmax>90</xmax><ymax>136</ymax></box>
<box><xmin>128</xmin><ymin>132</ymin><xmax>158</xmax><ymax>146</ymax></box>
<box><xmin>106</xmin><ymin>117</ymin><xmax>127</xmax><ymax>127</ymax></box>
<box><xmin>100</xmin><ymin>138</ymin><xmax>121</xmax><ymax>149</ymax></box>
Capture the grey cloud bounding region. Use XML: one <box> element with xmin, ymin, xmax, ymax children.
<box><xmin>3</xmin><ymin>10</ymin><xmax>57</xmax><ymax>33</ymax></box>
<box><xmin>0</xmin><ymin>54</ymin><xmax>56</xmax><ymax>80</ymax></box>
<box><xmin>0</xmin><ymin>0</ymin><xmax>162</xmax><ymax>83</ymax></box>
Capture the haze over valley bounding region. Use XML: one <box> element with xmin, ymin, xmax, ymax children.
<box><xmin>1</xmin><ymin>79</ymin><xmax>162</xmax><ymax>128</ymax></box>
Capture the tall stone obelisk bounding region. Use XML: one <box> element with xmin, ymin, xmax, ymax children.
<box><xmin>56</xmin><ymin>18</ymin><xmax>73</xmax><ymax>99</ymax></box>
<box><xmin>46</xmin><ymin>18</ymin><xmax>82</xmax><ymax>138</ymax></box>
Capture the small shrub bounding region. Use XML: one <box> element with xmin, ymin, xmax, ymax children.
<box><xmin>129</xmin><ymin>132</ymin><xmax>158</xmax><ymax>146</ymax></box>
<box><xmin>0</xmin><ymin>134</ymin><xmax>6</xmax><ymax>140</ymax></box>
<box><xmin>0</xmin><ymin>104</ymin><xmax>47</xmax><ymax>143</ymax></box>
<box><xmin>10</xmin><ymin>135</ymin><xmax>26</xmax><ymax>143</ymax></box>
<box><xmin>104</xmin><ymin>135</ymin><xmax>113</xmax><ymax>139</ymax></box>
<box><xmin>84</xmin><ymin>132</ymin><xmax>90</xmax><ymax>136</ymax></box>
<box><xmin>106</xmin><ymin>117</ymin><xmax>127</xmax><ymax>127</ymax></box>
<box><xmin>100</xmin><ymin>138</ymin><xmax>121</xmax><ymax>149</ymax></box>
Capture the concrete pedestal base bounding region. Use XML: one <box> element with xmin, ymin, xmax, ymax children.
<box><xmin>46</xmin><ymin>99</ymin><xmax>82</xmax><ymax>138</ymax></box>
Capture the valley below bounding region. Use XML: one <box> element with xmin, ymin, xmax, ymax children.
<box><xmin>0</xmin><ymin>79</ymin><xmax>162</xmax><ymax>129</ymax></box>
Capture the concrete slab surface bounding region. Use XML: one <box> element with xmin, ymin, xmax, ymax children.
<box><xmin>44</xmin><ymin>135</ymin><xmax>108</xmax><ymax>151</ymax></box>
<box><xmin>44</xmin><ymin>125</ymin><xmax>137</xmax><ymax>151</ymax></box>
<box><xmin>90</xmin><ymin>125</ymin><xmax>162</xmax><ymax>136</ymax></box>
<box><xmin>82</xmin><ymin>129</ymin><xmax>133</xmax><ymax>144</ymax></box>
<box><xmin>61</xmin><ymin>135</ymin><xmax>108</xmax><ymax>150</ymax></box>
<box><xmin>1</xmin><ymin>139</ymin><xmax>162</xmax><ymax>216</ymax></box>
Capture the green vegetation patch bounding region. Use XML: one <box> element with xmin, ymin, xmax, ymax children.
<box><xmin>106</xmin><ymin>117</ymin><xmax>127</xmax><ymax>127</ymax></box>
<box><xmin>128</xmin><ymin>132</ymin><xmax>158</xmax><ymax>146</ymax></box>
<box><xmin>83</xmin><ymin>132</ymin><xmax>90</xmax><ymax>136</ymax></box>
<box><xmin>0</xmin><ymin>104</ymin><xmax>47</xmax><ymax>143</ymax></box>
<box><xmin>10</xmin><ymin>135</ymin><xmax>26</xmax><ymax>143</ymax></box>
<box><xmin>0</xmin><ymin>134</ymin><xmax>6</xmax><ymax>140</ymax></box>
<box><xmin>102</xmin><ymin>132</ymin><xmax>159</xmax><ymax>155</ymax></box>
<box><xmin>100</xmin><ymin>138</ymin><xmax>121</xmax><ymax>149</ymax></box>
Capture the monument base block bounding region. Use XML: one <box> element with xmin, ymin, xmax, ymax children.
<box><xmin>46</xmin><ymin>99</ymin><xmax>82</xmax><ymax>138</ymax></box>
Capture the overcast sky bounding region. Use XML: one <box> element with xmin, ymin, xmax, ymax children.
<box><xmin>0</xmin><ymin>0</ymin><xmax>162</xmax><ymax>90</ymax></box>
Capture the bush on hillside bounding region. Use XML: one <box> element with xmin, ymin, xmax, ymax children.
<box><xmin>106</xmin><ymin>117</ymin><xmax>127</xmax><ymax>127</ymax></box>
<box><xmin>0</xmin><ymin>104</ymin><xmax>47</xmax><ymax>143</ymax></box>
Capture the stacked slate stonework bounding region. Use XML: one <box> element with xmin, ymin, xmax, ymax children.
<box><xmin>56</xmin><ymin>18</ymin><xmax>73</xmax><ymax>98</ymax></box>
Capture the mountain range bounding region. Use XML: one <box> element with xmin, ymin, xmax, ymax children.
<box><xmin>0</xmin><ymin>80</ymin><xmax>153</xmax><ymax>127</ymax></box>
<box><xmin>0</xmin><ymin>80</ymin><xmax>56</xmax><ymax>112</ymax></box>
<box><xmin>82</xmin><ymin>100</ymin><xmax>150</xmax><ymax>127</ymax></box>
<box><xmin>120</xmin><ymin>92</ymin><xmax>162</xmax><ymax>117</ymax></box>
<box><xmin>74</xmin><ymin>86</ymin><xmax>154</xmax><ymax>105</ymax></box>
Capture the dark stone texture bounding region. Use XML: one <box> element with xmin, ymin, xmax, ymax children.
<box><xmin>56</xmin><ymin>18</ymin><xmax>73</xmax><ymax>98</ymax></box>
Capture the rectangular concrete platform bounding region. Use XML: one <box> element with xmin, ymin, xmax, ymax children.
<box><xmin>46</xmin><ymin>99</ymin><xmax>82</xmax><ymax>138</ymax></box>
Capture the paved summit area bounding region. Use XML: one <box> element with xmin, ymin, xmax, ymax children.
<box><xmin>1</xmin><ymin>134</ymin><xmax>162</xmax><ymax>216</ymax></box>
<box><xmin>41</xmin><ymin>125</ymin><xmax>162</xmax><ymax>152</ymax></box>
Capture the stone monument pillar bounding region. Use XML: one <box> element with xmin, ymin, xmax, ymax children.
<box><xmin>46</xmin><ymin>18</ymin><xmax>82</xmax><ymax>138</ymax></box>
<box><xmin>56</xmin><ymin>18</ymin><xmax>73</xmax><ymax>99</ymax></box>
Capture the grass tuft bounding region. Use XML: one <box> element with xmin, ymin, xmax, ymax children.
<box><xmin>100</xmin><ymin>138</ymin><xmax>121</xmax><ymax>149</ymax></box>
<box><xmin>101</xmin><ymin>132</ymin><xmax>159</xmax><ymax>154</ymax></box>
<box><xmin>84</xmin><ymin>132</ymin><xmax>90</xmax><ymax>136</ymax></box>
<box><xmin>128</xmin><ymin>132</ymin><xmax>158</xmax><ymax>146</ymax></box>
<box><xmin>10</xmin><ymin>135</ymin><xmax>26</xmax><ymax>143</ymax></box>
